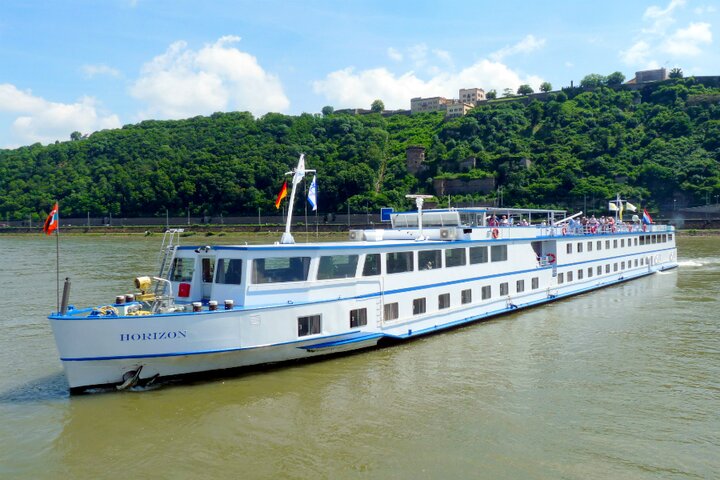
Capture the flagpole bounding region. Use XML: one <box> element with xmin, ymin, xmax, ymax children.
<box><xmin>55</xmin><ymin>217</ymin><xmax>60</xmax><ymax>312</ymax></box>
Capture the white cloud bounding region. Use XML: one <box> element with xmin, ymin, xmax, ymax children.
<box><xmin>0</xmin><ymin>83</ymin><xmax>120</xmax><ymax>147</ymax></box>
<box><xmin>662</xmin><ymin>22</ymin><xmax>712</xmax><ymax>55</ymax></box>
<box><xmin>621</xmin><ymin>0</ymin><xmax>714</xmax><ymax>66</ymax></box>
<box><xmin>620</xmin><ymin>40</ymin><xmax>652</xmax><ymax>65</ymax></box>
<box><xmin>130</xmin><ymin>35</ymin><xmax>290</xmax><ymax>119</ymax></box>
<box><xmin>387</xmin><ymin>47</ymin><xmax>403</xmax><ymax>62</ymax></box>
<box><xmin>693</xmin><ymin>5</ymin><xmax>716</xmax><ymax>14</ymax></box>
<box><xmin>81</xmin><ymin>64</ymin><xmax>121</xmax><ymax>78</ymax></box>
<box><xmin>643</xmin><ymin>0</ymin><xmax>686</xmax><ymax>34</ymax></box>
<box><xmin>312</xmin><ymin>59</ymin><xmax>543</xmax><ymax>110</ymax></box>
<box><xmin>490</xmin><ymin>35</ymin><xmax>546</xmax><ymax>61</ymax></box>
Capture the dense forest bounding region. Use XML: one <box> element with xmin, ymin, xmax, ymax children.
<box><xmin>1</xmin><ymin>77</ymin><xmax>719</xmax><ymax>222</ymax></box>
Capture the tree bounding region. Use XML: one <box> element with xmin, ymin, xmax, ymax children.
<box><xmin>321</xmin><ymin>105</ymin><xmax>334</xmax><ymax>116</ymax></box>
<box><xmin>517</xmin><ymin>84</ymin><xmax>534</xmax><ymax>96</ymax></box>
<box><xmin>70</xmin><ymin>131</ymin><xmax>82</xmax><ymax>141</ymax></box>
<box><xmin>606</xmin><ymin>71</ymin><xmax>626</xmax><ymax>87</ymax></box>
<box><xmin>580</xmin><ymin>73</ymin><xmax>606</xmax><ymax>89</ymax></box>
<box><xmin>486</xmin><ymin>89</ymin><xmax>497</xmax><ymax>100</ymax></box>
<box><xmin>502</xmin><ymin>88</ymin><xmax>514</xmax><ymax>97</ymax></box>
<box><xmin>371</xmin><ymin>99</ymin><xmax>384</xmax><ymax>113</ymax></box>
<box><xmin>669</xmin><ymin>67</ymin><xmax>683</xmax><ymax>79</ymax></box>
<box><xmin>539</xmin><ymin>82</ymin><xmax>552</xmax><ymax>93</ymax></box>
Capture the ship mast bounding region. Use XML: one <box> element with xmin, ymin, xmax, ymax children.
<box><xmin>280</xmin><ymin>154</ymin><xmax>316</xmax><ymax>244</ymax></box>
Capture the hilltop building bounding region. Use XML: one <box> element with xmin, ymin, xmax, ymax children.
<box><xmin>459</xmin><ymin>88</ymin><xmax>486</xmax><ymax>103</ymax></box>
<box><xmin>406</xmin><ymin>146</ymin><xmax>427</xmax><ymax>174</ymax></box>
<box><xmin>626</xmin><ymin>68</ymin><xmax>669</xmax><ymax>84</ymax></box>
<box><xmin>410</xmin><ymin>97</ymin><xmax>450</xmax><ymax>114</ymax></box>
<box><xmin>411</xmin><ymin>88</ymin><xmax>485</xmax><ymax>116</ymax></box>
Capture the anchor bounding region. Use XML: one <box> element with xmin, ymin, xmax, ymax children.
<box><xmin>116</xmin><ymin>366</ymin><xmax>144</xmax><ymax>391</ymax></box>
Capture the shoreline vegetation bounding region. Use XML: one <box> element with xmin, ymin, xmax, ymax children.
<box><xmin>1</xmin><ymin>226</ymin><xmax>718</xmax><ymax>237</ymax></box>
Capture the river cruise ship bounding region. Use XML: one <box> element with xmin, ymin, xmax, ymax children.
<box><xmin>47</xmin><ymin>159</ymin><xmax>678</xmax><ymax>392</ymax></box>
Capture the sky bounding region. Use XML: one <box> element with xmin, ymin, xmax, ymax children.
<box><xmin>0</xmin><ymin>0</ymin><xmax>718</xmax><ymax>148</ymax></box>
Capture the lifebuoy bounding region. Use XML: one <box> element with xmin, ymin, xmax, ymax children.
<box><xmin>642</xmin><ymin>224</ymin><xmax>647</xmax><ymax>232</ymax></box>
<box><xmin>562</xmin><ymin>227</ymin><xmax>567</xmax><ymax>236</ymax></box>
<box><xmin>547</xmin><ymin>253</ymin><xmax>556</xmax><ymax>264</ymax></box>
<box><xmin>590</xmin><ymin>225</ymin><xmax>597</xmax><ymax>234</ymax></box>
<box><xmin>492</xmin><ymin>228</ymin><xmax>499</xmax><ymax>239</ymax></box>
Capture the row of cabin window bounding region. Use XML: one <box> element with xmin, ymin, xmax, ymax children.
<box><xmin>384</xmin><ymin>276</ymin><xmax>540</xmax><ymax>320</ymax></box>
<box><xmin>566</xmin><ymin>234</ymin><xmax>671</xmax><ymax>255</ymax></box>
<box><xmin>298</xmin><ymin>308</ymin><xmax>368</xmax><ymax>337</ymax></box>
<box><xmin>180</xmin><ymin>244</ymin><xmax>511</xmax><ymax>285</ymax></box>
<box><xmin>556</xmin><ymin>257</ymin><xmax>647</xmax><ymax>284</ymax></box>
<box><xmin>298</xmin><ymin>273</ymin><xmax>544</xmax><ymax>336</ymax></box>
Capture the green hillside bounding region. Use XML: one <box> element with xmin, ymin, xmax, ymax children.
<box><xmin>1</xmin><ymin>77</ymin><xmax>719</xmax><ymax>222</ymax></box>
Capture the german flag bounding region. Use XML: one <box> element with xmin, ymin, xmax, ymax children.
<box><xmin>275</xmin><ymin>181</ymin><xmax>288</xmax><ymax>209</ymax></box>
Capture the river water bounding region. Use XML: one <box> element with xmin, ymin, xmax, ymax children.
<box><xmin>0</xmin><ymin>234</ymin><xmax>717</xmax><ymax>479</ymax></box>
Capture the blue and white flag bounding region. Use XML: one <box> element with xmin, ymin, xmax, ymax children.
<box><xmin>308</xmin><ymin>175</ymin><xmax>317</xmax><ymax>211</ymax></box>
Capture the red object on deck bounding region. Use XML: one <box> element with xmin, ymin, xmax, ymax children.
<box><xmin>178</xmin><ymin>283</ymin><xmax>191</xmax><ymax>297</ymax></box>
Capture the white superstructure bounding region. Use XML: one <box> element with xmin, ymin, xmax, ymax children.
<box><xmin>48</xmin><ymin>202</ymin><xmax>677</xmax><ymax>393</ymax></box>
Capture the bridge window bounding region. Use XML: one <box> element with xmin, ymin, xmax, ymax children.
<box><xmin>362</xmin><ymin>254</ymin><xmax>381</xmax><ymax>276</ymax></box>
<box><xmin>252</xmin><ymin>257</ymin><xmax>311</xmax><ymax>284</ymax></box>
<box><xmin>170</xmin><ymin>258</ymin><xmax>194</xmax><ymax>282</ymax></box>
<box><xmin>215</xmin><ymin>258</ymin><xmax>243</xmax><ymax>285</ymax></box>
<box><xmin>318</xmin><ymin>254</ymin><xmax>359</xmax><ymax>280</ymax></box>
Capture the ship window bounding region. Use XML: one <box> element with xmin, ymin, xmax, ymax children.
<box><xmin>621</xmin><ymin>239</ymin><xmax>625</xmax><ymax>247</ymax></box>
<box><xmin>577</xmin><ymin>242</ymin><xmax>583</xmax><ymax>253</ymax></box>
<box><xmin>317</xmin><ymin>254</ymin><xmax>359</xmax><ymax>280</ymax></box>
<box><xmin>215</xmin><ymin>258</ymin><xmax>243</xmax><ymax>285</ymax></box>
<box><xmin>438</xmin><ymin>293</ymin><xmax>450</xmax><ymax>309</ymax></box>
<box><xmin>532</xmin><ymin>277</ymin><xmax>539</xmax><ymax>289</ymax></box>
<box><xmin>578</xmin><ymin>269</ymin><xmax>584</xmax><ymax>280</ymax></box>
<box><xmin>640</xmin><ymin>236</ymin><xmax>645</xmax><ymax>245</ymax></box>
<box><xmin>597</xmin><ymin>241</ymin><xmax>602</xmax><ymax>250</ymax></box>
<box><xmin>491</xmin><ymin>245</ymin><xmax>508</xmax><ymax>262</ymax></box>
<box><xmin>567</xmin><ymin>271</ymin><xmax>574</xmax><ymax>282</ymax></box>
<box><xmin>597</xmin><ymin>266</ymin><xmax>602</xmax><ymax>275</ymax></box>
<box><xmin>588</xmin><ymin>267</ymin><xmax>593</xmax><ymax>278</ymax></box>
<box><xmin>413</xmin><ymin>298</ymin><xmax>426</xmax><ymax>315</ymax></box>
<box><xmin>362</xmin><ymin>254</ymin><xmax>381</xmax><ymax>276</ymax></box>
<box><xmin>350</xmin><ymin>308</ymin><xmax>367</xmax><ymax>328</ymax></box>
<box><xmin>668</xmin><ymin>234</ymin><xmax>673</xmax><ymax>241</ymax></box>
<box><xmin>614</xmin><ymin>240</ymin><xmax>618</xmax><ymax>248</ymax></box>
<box><xmin>298</xmin><ymin>315</ymin><xmax>321</xmax><ymax>337</ymax></box>
<box><xmin>481</xmin><ymin>285</ymin><xmax>491</xmax><ymax>299</ymax></box>
<box><xmin>252</xmin><ymin>257</ymin><xmax>311</xmax><ymax>284</ymax></box>
<box><xmin>635</xmin><ymin>238</ymin><xmax>639</xmax><ymax>246</ymax></box>
<box><xmin>170</xmin><ymin>257</ymin><xmax>194</xmax><ymax>282</ymax></box>
<box><xmin>384</xmin><ymin>302</ymin><xmax>399</xmax><ymax>321</ymax></box>
<box><xmin>606</xmin><ymin>240</ymin><xmax>610</xmax><ymax>249</ymax></box>
<box><xmin>587</xmin><ymin>241</ymin><xmax>593</xmax><ymax>252</ymax></box>
<box><xmin>500</xmin><ymin>282</ymin><xmax>509</xmax><ymax>295</ymax></box>
<box><xmin>606</xmin><ymin>264</ymin><xmax>610</xmax><ymax>273</ymax></box>
<box><xmin>470</xmin><ymin>246</ymin><xmax>489</xmax><ymax>264</ymax></box>
<box><xmin>461</xmin><ymin>289</ymin><xmax>472</xmax><ymax>304</ymax></box>
<box><xmin>614</xmin><ymin>263</ymin><xmax>618</xmax><ymax>272</ymax></box>
<box><xmin>558</xmin><ymin>273</ymin><xmax>564</xmax><ymax>284</ymax></box>
<box><xmin>635</xmin><ymin>259</ymin><xmax>639</xmax><ymax>267</ymax></box>
<box><xmin>445</xmin><ymin>248</ymin><xmax>466</xmax><ymax>267</ymax></box>
<box><xmin>201</xmin><ymin>258</ymin><xmax>214</xmax><ymax>283</ymax></box>
<box><xmin>640</xmin><ymin>258</ymin><xmax>644</xmax><ymax>266</ymax></box>
<box><xmin>419</xmin><ymin>250</ymin><xmax>441</xmax><ymax>270</ymax></box>
<box><xmin>566</xmin><ymin>243</ymin><xmax>573</xmax><ymax>254</ymax></box>
<box><xmin>621</xmin><ymin>261</ymin><xmax>626</xmax><ymax>269</ymax></box>
<box><xmin>386</xmin><ymin>251</ymin><xmax>414</xmax><ymax>274</ymax></box>
<box><xmin>516</xmin><ymin>280</ymin><xmax>525</xmax><ymax>293</ymax></box>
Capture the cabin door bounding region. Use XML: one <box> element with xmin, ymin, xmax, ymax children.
<box><xmin>200</xmin><ymin>256</ymin><xmax>216</xmax><ymax>300</ymax></box>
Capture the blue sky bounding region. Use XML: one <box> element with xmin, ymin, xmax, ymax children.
<box><xmin>1</xmin><ymin>0</ymin><xmax>718</xmax><ymax>148</ymax></box>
